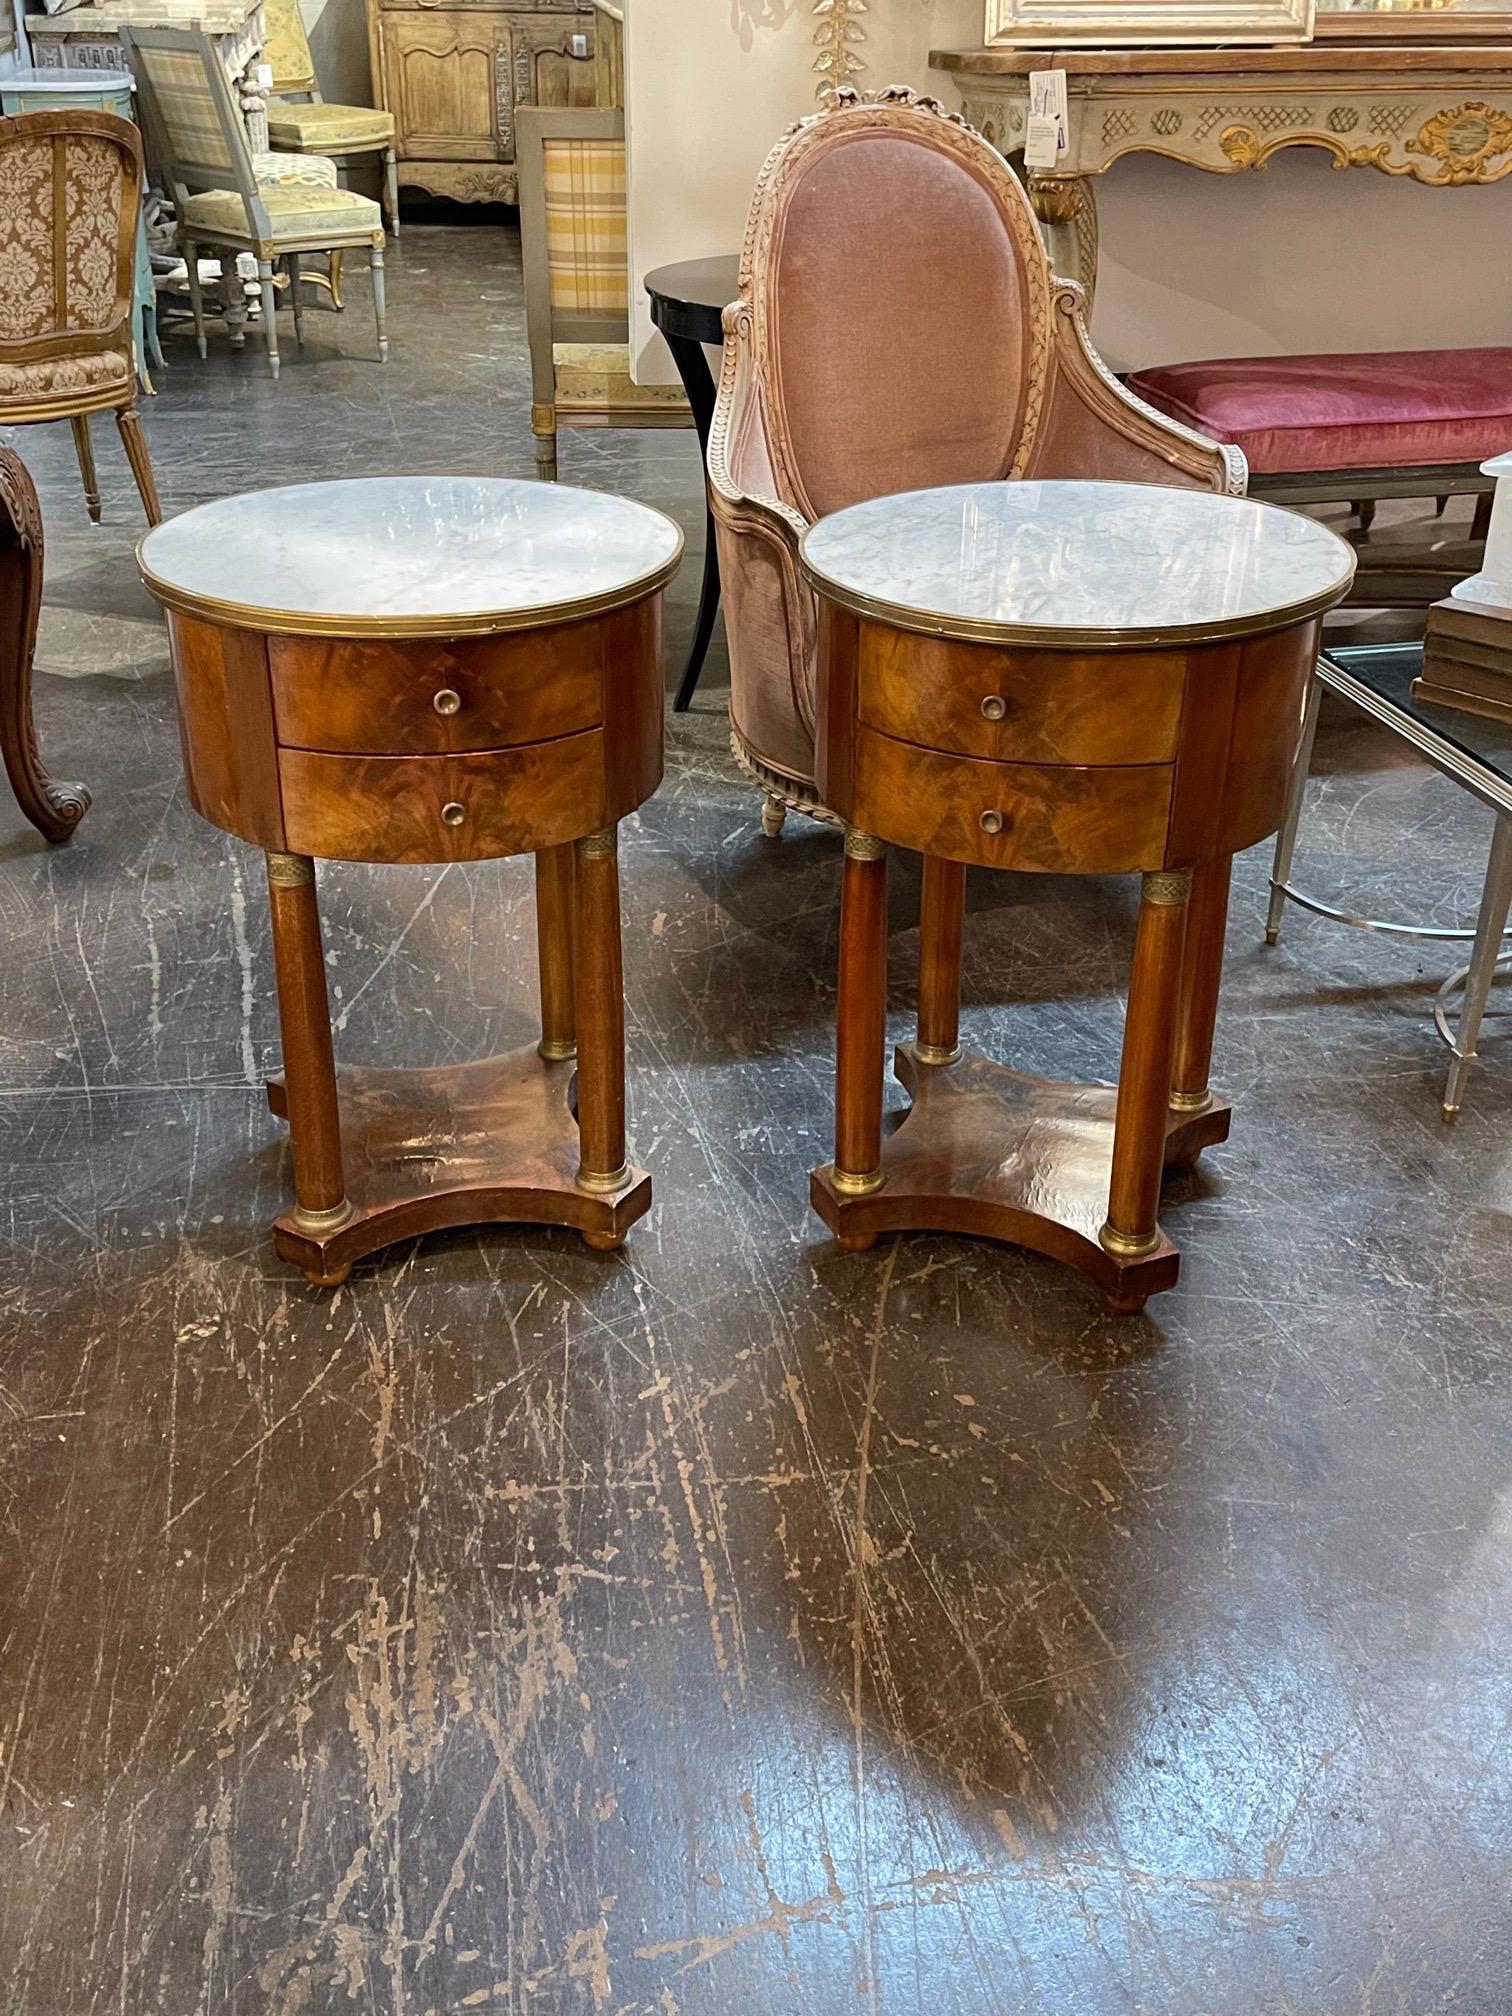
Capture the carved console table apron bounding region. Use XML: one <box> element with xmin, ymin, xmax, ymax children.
<box><xmin>803</xmin><ymin>479</ymin><xmax>1354</xmax><ymax>1313</ymax></box>
<box><xmin>138</xmin><ymin>475</ymin><xmax>681</xmax><ymax>1286</ymax></box>
<box><xmin>932</xmin><ymin>45</ymin><xmax>1512</xmax><ymax>298</ymax></box>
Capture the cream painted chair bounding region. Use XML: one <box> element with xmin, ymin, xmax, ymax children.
<box><xmin>517</xmin><ymin>103</ymin><xmax>688</xmax><ymax>481</ymax></box>
<box><xmin>123</xmin><ymin>25</ymin><xmax>388</xmax><ymax>379</ymax></box>
<box><xmin>260</xmin><ymin>0</ymin><xmax>400</xmax><ymax>236</ymax></box>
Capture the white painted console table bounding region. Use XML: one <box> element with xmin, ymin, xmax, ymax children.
<box><xmin>931</xmin><ymin>43</ymin><xmax>1512</xmax><ymax>297</ymax></box>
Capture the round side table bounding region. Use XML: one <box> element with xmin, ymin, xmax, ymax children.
<box><xmin>801</xmin><ymin>480</ymin><xmax>1355</xmax><ymax>1313</ymax></box>
<box><xmin>139</xmin><ymin>476</ymin><xmax>682</xmax><ymax>1286</ymax></box>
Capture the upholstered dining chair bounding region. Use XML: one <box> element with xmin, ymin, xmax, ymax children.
<box><xmin>710</xmin><ymin>86</ymin><xmax>1245</xmax><ymax>836</ymax></box>
<box><xmin>259</xmin><ymin>0</ymin><xmax>400</xmax><ymax>235</ymax></box>
<box><xmin>0</xmin><ymin>108</ymin><xmax>162</xmax><ymax>527</ymax></box>
<box><xmin>123</xmin><ymin>25</ymin><xmax>388</xmax><ymax>380</ymax></box>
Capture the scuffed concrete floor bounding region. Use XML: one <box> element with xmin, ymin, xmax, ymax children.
<box><xmin>2</xmin><ymin>227</ymin><xmax>1511</xmax><ymax>2016</ymax></box>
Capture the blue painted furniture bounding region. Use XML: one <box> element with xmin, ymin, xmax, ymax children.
<box><xmin>1</xmin><ymin>66</ymin><xmax>163</xmax><ymax>388</ymax></box>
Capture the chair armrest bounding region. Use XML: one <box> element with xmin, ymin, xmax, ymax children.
<box><xmin>708</xmin><ymin>299</ymin><xmax>809</xmax><ymax>553</ymax></box>
<box><xmin>1025</xmin><ymin>283</ymin><xmax>1249</xmax><ymax>497</ymax></box>
<box><xmin>709</xmin><ymin>299</ymin><xmax>823</xmax><ymax>792</ymax></box>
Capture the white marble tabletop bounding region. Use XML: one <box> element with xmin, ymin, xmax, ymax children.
<box><xmin>139</xmin><ymin>477</ymin><xmax>684</xmax><ymax>638</ymax></box>
<box><xmin>801</xmin><ymin>481</ymin><xmax>1356</xmax><ymax>649</ymax></box>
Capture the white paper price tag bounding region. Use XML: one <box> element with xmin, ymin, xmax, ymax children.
<box><xmin>1027</xmin><ymin>68</ymin><xmax>1069</xmax><ymax>160</ymax></box>
<box><xmin>1023</xmin><ymin>112</ymin><xmax>1061</xmax><ymax>169</ymax></box>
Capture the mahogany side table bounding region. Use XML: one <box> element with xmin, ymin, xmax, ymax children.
<box><xmin>801</xmin><ymin>480</ymin><xmax>1355</xmax><ymax>1313</ymax></box>
<box><xmin>139</xmin><ymin>476</ymin><xmax>682</xmax><ymax>1286</ymax></box>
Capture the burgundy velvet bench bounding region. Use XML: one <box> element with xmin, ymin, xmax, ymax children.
<box><xmin>1128</xmin><ymin>348</ymin><xmax>1512</xmax><ymax>609</ymax></box>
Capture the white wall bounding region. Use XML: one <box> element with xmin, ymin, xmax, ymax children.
<box><xmin>624</xmin><ymin>0</ymin><xmax>983</xmax><ymax>379</ymax></box>
<box><xmin>623</xmin><ymin>0</ymin><xmax>1511</xmax><ymax>382</ymax></box>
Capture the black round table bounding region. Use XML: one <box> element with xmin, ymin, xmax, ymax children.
<box><xmin>645</xmin><ymin>255</ymin><xmax>739</xmax><ymax>712</ymax></box>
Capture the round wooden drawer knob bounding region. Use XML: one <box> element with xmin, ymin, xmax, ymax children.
<box><xmin>979</xmin><ymin>809</ymin><xmax>1004</xmax><ymax>835</ymax></box>
<box><xmin>441</xmin><ymin>801</ymin><xmax>467</xmax><ymax>827</ymax></box>
<box><xmin>433</xmin><ymin>688</ymin><xmax>462</xmax><ymax>716</ymax></box>
<box><xmin>980</xmin><ymin>694</ymin><xmax>1007</xmax><ymax>721</ymax></box>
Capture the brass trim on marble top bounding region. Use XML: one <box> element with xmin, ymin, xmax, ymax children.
<box><xmin>802</xmin><ymin>563</ymin><xmax>1354</xmax><ymax>654</ymax></box>
<box><xmin>136</xmin><ymin>538</ymin><xmax>685</xmax><ymax>644</ymax></box>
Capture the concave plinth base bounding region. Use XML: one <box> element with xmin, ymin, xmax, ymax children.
<box><xmin>267</xmin><ymin>1047</ymin><xmax>649</xmax><ymax>1286</ymax></box>
<box><xmin>811</xmin><ymin>1044</ymin><xmax>1231</xmax><ymax>1313</ymax></box>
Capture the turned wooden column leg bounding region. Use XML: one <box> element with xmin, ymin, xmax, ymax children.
<box><xmin>535</xmin><ymin>842</ymin><xmax>577</xmax><ymax>1062</ymax></box>
<box><xmin>916</xmin><ymin>854</ymin><xmax>965</xmax><ymax>1066</ymax></box>
<box><xmin>1102</xmin><ymin>868</ymin><xmax>1192</xmax><ymax>1262</ymax></box>
<box><xmin>1171</xmin><ymin>855</ymin><xmax>1231</xmax><ymax>1115</ymax></box>
<box><xmin>835</xmin><ymin>829</ymin><xmax>888</xmax><ymax>1200</ymax></box>
<box><xmin>573</xmin><ymin>827</ymin><xmax>629</xmax><ymax>1230</ymax></box>
<box><xmin>265</xmin><ymin>852</ymin><xmax>351</xmax><ymax>1236</ymax></box>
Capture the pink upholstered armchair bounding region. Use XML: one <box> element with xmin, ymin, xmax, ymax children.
<box><xmin>709</xmin><ymin>87</ymin><xmax>1248</xmax><ymax>833</ymax></box>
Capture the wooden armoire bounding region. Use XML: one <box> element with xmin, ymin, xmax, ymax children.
<box><xmin>366</xmin><ymin>0</ymin><xmax>613</xmax><ymax>207</ymax></box>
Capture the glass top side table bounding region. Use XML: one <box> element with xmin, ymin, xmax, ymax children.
<box><xmin>1267</xmin><ymin>640</ymin><xmax>1512</xmax><ymax>1121</ymax></box>
<box><xmin>803</xmin><ymin>479</ymin><xmax>1356</xmax><ymax>1314</ymax></box>
<box><xmin>139</xmin><ymin>475</ymin><xmax>682</xmax><ymax>1284</ymax></box>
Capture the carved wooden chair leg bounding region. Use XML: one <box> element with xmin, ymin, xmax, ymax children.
<box><xmin>114</xmin><ymin>402</ymin><xmax>163</xmax><ymax>526</ymax></box>
<box><xmin>69</xmin><ymin>414</ymin><xmax>101</xmax><ymax>525</ymax></box>
<box><xmin>288</xmin><ymin>252</ymin><xmax>305</xmax><ymax>348</ymax></box>
<box><xmin>383</xmin><ymin>147</ymin><xmax>400</xmax><ymax>237</ymax></box>
<box><xmin>0</xmin><ymin>449</ymin><xmax>89</xmax><ymax>843</ymax></box>
<box><xmin>183</xmin><ymin>237</ymin><xmax>209</xmax><ymax>358</ymax></box>
<box><xmin>370</xmin><ymin>244</ymin><xmax>388</xmax><ymax>362</ymax></box>
<box><xmin>329</xmin><ymin>250</ymin><xmax>344</xmax><ymax>311</ymax></box>
<box><xmin>532</xmin><ymin>401</ymin><xmax>559</xmax><ymax>482</ymax></box>
<box><xmin>760</xmin><ymin>794</ymin><xmax>787</xmax><ymax>838</ymax></box>
<box><xmin>257</xmin><ymin>258</ymin><xmax>280</xmax><ymax>378</ymax></box>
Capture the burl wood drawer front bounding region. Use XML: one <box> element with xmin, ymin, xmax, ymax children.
<box><xmin>852</xmin><ymin>725</ymin><xmax>1173</xmax><ymax>875</ymax></box>
<box><xmin>856</xmin><ymin>627</ymin><xmax>1184</xmax><ymax>766</ymax></box>
<box><xmin>268</xmin><ymin>630</ymin><xmax>603</xmax><ymax>756</ymax></box>
<box><xmin>279</xmin><ymin>734</ymin><xmax>606</xmax><ymax>864</ymax></box>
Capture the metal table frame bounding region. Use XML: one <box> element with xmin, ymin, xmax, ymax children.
<box><xmin>1267</xmin><ymin>643</ymin><xmax>1512</xmax><ymax>1121</ymax></box>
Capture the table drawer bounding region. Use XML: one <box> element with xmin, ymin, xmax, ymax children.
<box><xmin>269</xmin><ymin>630</ymin><xmax>602</xmax><ymax>755</ymax></box>
<box><xmin>279</xmin><ymin>734</ymin><xmax>605</xmax><ymax>863</ymax></box>
<box><xmin>850</xmin><ymin>724</ymin><xmax>1172</xmax><ymax>875</ymax></box>
<box><xmin>857</xmin><ymin>627</ymin><xmax>1184</xmax><ymax>765</ymax></box>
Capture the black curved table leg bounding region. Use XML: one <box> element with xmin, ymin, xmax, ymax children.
<box><xmin>663</xmin><ymin>330</ymin><xmax>721</xmax><ymax>712</ymax></box>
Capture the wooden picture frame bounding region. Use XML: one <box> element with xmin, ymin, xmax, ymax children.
<box><xmin>984</xmin><ymin>0</ymin><xmax>1314</xmax><ymax>46</ymax></box>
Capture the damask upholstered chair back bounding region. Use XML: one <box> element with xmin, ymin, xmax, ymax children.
<box><xmin>0</xmin><ymin>109</ymin><xmax>161</xmax><ymax>526</ymax></box>
<box><xmin>710</xmin><ymin>87</ymin><xmax>1246</xmax><ymax>826</ymax></box>
<box><xmin>0</xmin><ymin>109</ymin><xmax>141</xmax><ymax>375</ymax></box>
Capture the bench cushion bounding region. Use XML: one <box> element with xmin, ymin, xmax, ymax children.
<box><xmin>1126</xmin><ymin>349</ymin><xmax>1512</xmax><ymax>475</ymax></box>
